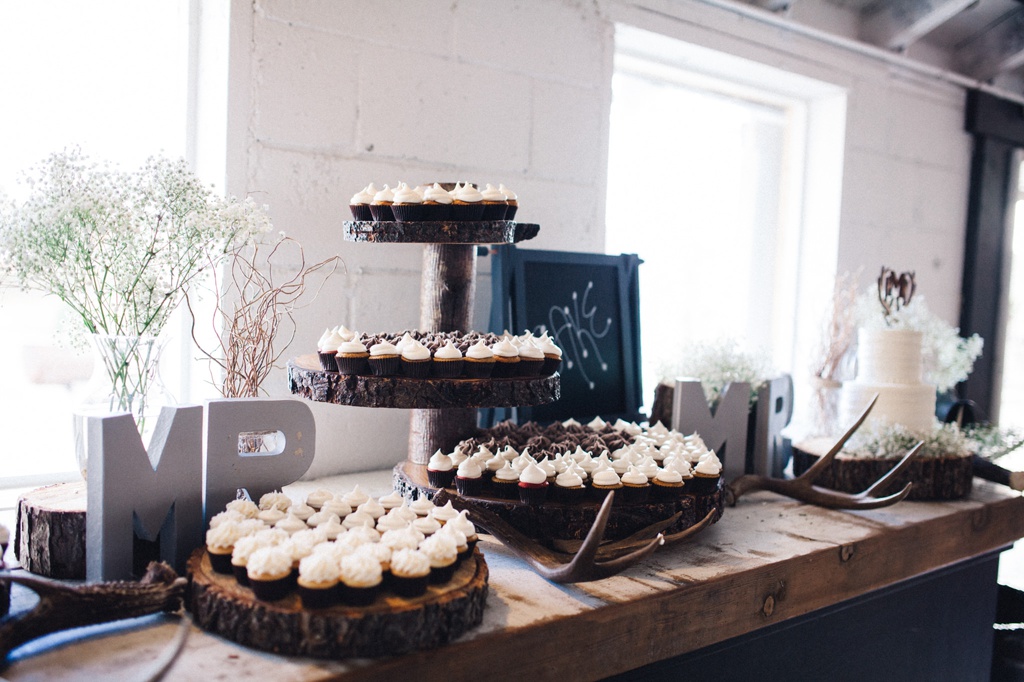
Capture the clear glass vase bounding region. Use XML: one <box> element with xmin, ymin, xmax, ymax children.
<box><xmin>73</xmin><ymin>333</ymin><xmax>173</xmax><ymax>478</ymax></box>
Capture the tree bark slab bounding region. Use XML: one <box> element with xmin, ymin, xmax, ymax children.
<box><xmin>394</xmin><ymin>461</ymin><xmax>724</xmax><ymax>543</ymax></box>
<box><xmin>187</xmin><ymin>548</ymin><xmax>489</xmax><ymax>659</ymax></box>
<box><xmin>288</xmin><ymin>355</ymin><xmax>560</xmax><ymax>409</ymax></box>
<box><xmin>793</xmin><ymin>439</ymin><xmax>974</xmax><ymax>500</ymax></box>
<box><xmin>15</xmin><ymin>482</ymin><xmax>87</xmax><ymax>580</ymax></box>
<box><xmin>343</xmin><ymin>220</ymin><xmax>539</xmax><ymax>244</ymax></box>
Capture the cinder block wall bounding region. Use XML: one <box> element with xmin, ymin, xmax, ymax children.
<box><xmin>228</xmin><ymin>0</ymin><xmax>973</xmax><ymax>477</ymax></box>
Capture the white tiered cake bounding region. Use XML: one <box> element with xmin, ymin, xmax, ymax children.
<box><xmin>839</xmin><ymin>328</ymin><xmax>936</xmax><ymax>433</ymax></box>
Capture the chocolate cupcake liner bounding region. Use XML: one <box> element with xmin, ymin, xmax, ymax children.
<box><xmin>518</xmin><ymin>483</ymin><xmax>549</xmax><ymax>505</ymax></box>
<box><xmin>318</xmin><ymin>351</ymin><xmax>339</xmax><ymax>372</ymax></box>
<box><xmin>455</xmin><ymin>476</ymin><xmax>483</xmax><ymax>496</ymax></box>
<box><xmin>368</xmin><ymin>355</ymin><xmax>400</xmax><ymax>376</ymax></box>
<box><xmin>542</xmin><ymin>356</ymin><xmax>562</xmax><ymax>376</ymax></box>
<box><xmin>620</xmin><ymin>483</ymin><xmax>651</xmax><ymax>505</ymax></box>
<box><xmin>429</xmin><ymin>562</ymin><xmax>457</xmax><ymax>584</ymax></box>
<box><xmin>392</xmin><ymin>203</ymin><xmax>428</xmax><ymax>222</ymax></box>
<box><xmin>651</xmin><ymin>481</ymin><xmax>684</xmax><ymax>501</ymax></box>
<box><xmin>491</xmin><ymin>357</ymin><xmax>520</xmax><ymax>378</ymax></box>
<box><xmin>451</xmin><ymin>202</ymin><xmax>485</xmax><ymax>221</ymax></box>
<box><xmin>423</xmin><ymin>203</ymin><xmax>453</xmax><ymax>221</ymax></box>
<box><xmin>232</xmin><ymin>563</ymin><xmax>250</xmax><ymax>586</ymax></box>
<box><xmin>401</xmin><ymin>358</ymin><xmax>432</xmax><ymax>378</ymax></box>
<box><xmin>369</xmin><ymin>203</ymin><xmax>394</xmax><ymax>222</ymax></box>
<box><xmin>349</xmin><ymin>204</ymin><xmax>372</xmax><ymax>221</ymax></box>
<box><xmin>299</xmin><ymin>583</ymin><xmax>340</xmax><ymax>608</ymax></box>
<box><xmin>505</xmin><ymin>204</ymin><xmax>518</xmax><ymax>220</ymax></box>
<box><xmin>490</xmin><ymin>478</ymin><xmax>520</xmax><ymax>500</ymax></box>
<box><xmin>480</xmin><ymin>202</ymin><xmax>507</xmax><ymax>221</ymax></box>
<box><xmin>250</xmin><ymin>574</ymin><xmax>292</xmax><ymax>601</ymax></box>
<box><xmin>589</xmin><ymin>484</ymin><xmax>622</xmax><ymax>503</ymax></box>
<box><xmin>463</xmin><ymin>358</ymin><xmax>495</xmax><ymax>378</ymax></box>
<box><xmin>391</xmin><ymin>573</ymin><xmax>429</xmax><ymax>598</ymax></box>
<box><xmin>554</xmin><ymin>484</ymin><xmax>586</xmax><ymax>504</ymax></box>
<box><xmin>517</xmin><ymin>358</ymin><xmax>544</xmax><ymax>377</ymax></box>
<box><xmin>207</xmin><ymin>550</ymin><xmax>234</xmax><ymax>575</ymax></box>
<box><xmin>427</xmin><ymin>469</ymin><xmax>456</xmax><ymax>489</ymax></box>
<box><xmin>433</xmin><ymin>358</ymin><xmax>465</xmax><ymax>378</ymax></box>
<box><xmin>689</xmin><ymin>475</ymin><xmax>720</xmax><ymax>495</ymax></box>
<box><xmin>336</xmin><ymin>353</ymin><xmax>369</xmax><ymax>375</ymax></box>
<box><xmin>341</xmin><ymin>582</ymin><xmax>380</xmax><ymax>606</ymax></box>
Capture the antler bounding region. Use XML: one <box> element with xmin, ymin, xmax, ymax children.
<box><xmin>727</xmin><ymin>394</ymin><xmax>920</xmax><ymax>510</ymax></box>
<box><xmin>434</xmin><ymin>490</ymin><xmax>711</xmax><ymax>582</ymax></box>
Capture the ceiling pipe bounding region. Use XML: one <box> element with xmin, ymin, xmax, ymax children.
<box><xmin>685</xmin><ymin>0</ymin><xmax>1024</xmax><ymax>106</ymax></box>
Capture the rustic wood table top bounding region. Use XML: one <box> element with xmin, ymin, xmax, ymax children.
<box><xmin>5</xmin><ymin>471</ymin><xmax>1024</xmax><ymax>682</ymax></box>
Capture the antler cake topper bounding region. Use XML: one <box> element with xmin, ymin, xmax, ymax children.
<box><xmin>877</xmin><ymin>266</ymin><xmax>916</xmax><ymax>325</ymax></box>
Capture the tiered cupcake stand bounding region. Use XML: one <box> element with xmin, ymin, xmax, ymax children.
<box><xmin>287</xmin><ymin>219</ymin><xmax>557</xmax><ymax>489</ymax></box>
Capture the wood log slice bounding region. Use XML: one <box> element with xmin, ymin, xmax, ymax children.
<box><xmin>287</xmin><ymin>355</ymin><xmax>560</xmax><ymax>409</ymax></box>
<box><xmin>393</xmin><ymin>461</ymin><xmax>724</xmax><ymax>543</ymax></box>
<box><xmin>343</xmin><ymin>220</ymin><xmax>539</xmax><ymax>244</ymax></box>
<box><xmin>187</xmin><ymin>547</ymin><xmax>488</xmax><ymax>659</ymax></box>
<box><xmin>15</xmin><ymin>482</ymin><xmax>87</xmax><ymax>579</ymax></box>
<box><xmin>793</xmin><ymin>439</ymin><xmax>974</xmax><ymax>501</ymax></box>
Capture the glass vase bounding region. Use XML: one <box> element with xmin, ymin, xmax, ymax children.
<box><xmin>73</xmin><ymin>333</ymin><xmax>173</xmax><ymax>478</ymax></box>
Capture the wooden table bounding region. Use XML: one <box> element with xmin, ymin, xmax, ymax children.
<box><xmin>4</xmin><ymin>475</ymin><xmax>1024</xmax><ymax>681</ymax></box>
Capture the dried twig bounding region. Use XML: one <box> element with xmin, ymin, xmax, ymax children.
<box><xmin>187</xmin><ymin>235</ymin><xmax>342</xmax><ymax>398</ymax></box>
<box><xmin>810</xmin><ymin>270</ymin><xmax>860</xmax><ymax>382</ymax></box>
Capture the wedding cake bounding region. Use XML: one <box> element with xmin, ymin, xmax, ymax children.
<box><xmin>839</xmin><ymin>327</ymin><xmax>936</xmax><ymax>433</ymax></box>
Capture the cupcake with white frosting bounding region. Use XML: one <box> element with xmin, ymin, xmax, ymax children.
<box><xmin>297</xmin><ymin>552</ymin><xmax>341</xmax><ymax>608</ymax></box>
<box><xmin>389</xmin><ymin>548</ymin><xmax>431</xmax><ymax>597</ymax></box>
<box><xmin>490</xmin><ymin>337</ymin><xmax>520</xmax><ymax>378</ymax></box>
<box><xmin>464</xmin><ymin>339</ymin><xmax>495</xmax><ymax>378</ymax></box>
<box><xmin>427</xmin><ymin>449</ymin><xmax>456</xmax><ymax>489</ymax></box>
<box><xmin>422</xmin><ymin>183</ymin><xmax>454</xmax><ymax>220</ymax></box>
<box><xmin>480</xmin><ymin>183</ymin><xmax>508</xmax><ymax>220</ymax></box>
<box><xmin>247</xmin><ymin>545</ymin><xmax>293</xmax><ymax>601</ymax></box>
<box><xmin>450</xmin><ymin>182</ymin><xmax>485</xmax><ymax>221</ymax></box>
<box><xmin>368</xmin><ymin>339</ymin><xmax>400</xmax><ymax>376</ymax></box>
<box><xmin>336</xmin><ymin>336</ymin><xmax>370</xmax><ymax>375</ymax></box>
<box><xmin>339</xmin><ymin>553</ymin><xmax>383</xmax><ymax>606</ymax></box>
<box><xmin>400</xmin><ymin>338</ymin><xmax>432</xmax><ymax>378</ymax></box>
<box><xmin>432</xmin><ymin>340</ymin><xmax>464</xmax><ymax>378</ymax></box>
<box><xmin>369</xmin><ymin>184</ymin><xmax>395</xmax><ymax>222</ymax></box>
<box><xmin>499</xmin><ymin>183</ymin><xmax>518</xmax><ymax>219</ymax></box>
<box><xmin>391</xmin><ymin>182</ymin><xmax>426</xmax><ymax>222</ymax></box>
<box><xmin>349</xmin><ymin>183</ymin><xmax>376</xmax><ymax>221</ymax></box>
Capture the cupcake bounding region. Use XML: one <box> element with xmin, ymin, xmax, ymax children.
<box><xmin>464</xmin><ymin>339</ymin><xmax>495</xmax><ymax>378</ymax></box>
<box><xmin>336</xmin><ymin>337</ymin><xmax>370</xmax><ymax>375</ymax></box>
<box><xmin>275</xmin><ymin>513</ymin><xmax>309</xmax><ymax>536</ymax></box>
<box><xmin>432</xmin><ymin>340</ymin><xmax>465</xmax><ymax>378</ymax></box>
<box><xmin>490</xmin><ymin>338</ymin><xmax>521</xmax><ymax>378</ymax></box>
<box><xmin>409</xmin><ymin>497</ymin><xmax>436</xmax><ymax>517</ymax></box>
<box><xmin>257</xmin><ymin>507</ymin><xmax>286</xmax><ymax>526</ymax></box>
<box><xmin>590</xmin><ymin>467</ymin><xmax>622</xmax><ymax>502</ymax></box>
<box><xmin>419</xmin><ymin>534</ymin><xmax>459</xmax><ymax>584</ymax></box>
<box><xmin>369</xmin><ymin>184</ymin><xmax>395</xmax><ymax>222</ymax></box>
<box><xmin>342</xmin><ymin>510</ymin><xmax>377</xmax><ymax>531</ymax></box>
<box><xmin>206</xmin><ymin>523</ymin><xmax>242</xmax><ymax>574</ymax></box>
<box><xmin>449</xmin><ymin>511</ymin><xmax>479</xmax><ymax>554</ymax></box>
<box><xmin>230</xmin><ymin>534</ymin><xmax>269</xmax><ymax>586</ymax></box>
<box><xmin>305</xmin><ymin>488</ymin><xmax>334</xmax><ymax>511</ymax></box>
<box><xmin>381</xmin><ymin>526</ymin><xmax>424</xmax><ymax>553</ymax></box>
<box><xmin>499</xmin><ymin>184</ymin><xmax>518</xmax><ymax>220</ymax></box>
<box><xmin>536</xmin><ymin>333</ymin><xmax>563</xmax><ymax>375</ymax></box>
<box><xmin>450</xmin><ymin>182</ymin><xmax>485</xmax><ymax>221</ymax></box>
<box><xmin>297</xmin><ymin>552</ymin><xmax>341</xmax><ymax>608</ymax></box>
<box><xmin>321</xmin><ymin>497</ymin><xmax>352</xmax><ymax>520</ymax></box>
<box><xmin>438</xmin><ymin>524</ymin><xmax>470</xmax><ymax>564</ymax></box>
<box><xmin>400</xmin><ymin>338</ymin><xmax>432</xmax><ymax>378</ymax></box>
<box><xmin>378</xmin><ymin>491</ymin><xmax>406</xmax><ymax>513</ymax></box>
<box><xmin>391</xmin><ymin>182</ymin><xmax>426</xmax><ymax>221</ymax></box>
<box><xmin>491</xmin><ymin>461</ymin><xmax>520</xmax><ymax>499</ymax></box>
<box><xmin>422</xmin><ymin>183</ymin><xmax>454</xmax><ymax>220</ymax></box>
<box><xmin>316</xmin><ymin>328</ymin><xmax>343</xmax><ymax>371</ymax></box>
<box><xmin>553</xmin><ymin>467</ymin><xmax>586</xmax><ymax>504</ymax></box>
<box><xmin>479</xmin><ymin>183</ymin><xmax>508</xmax><ymax>220</ymax></box>
<box><xmin>287</xmin><ymin>502</ymin><xmax>316</xmax><ymax>523</ymax></box>
<box><xmin>354</xmin><ymin>543</ymin><xmax>393</xmax><ymax>588</ymax></box>
<box><xmin>368</xmin><ymin>339</ymin><xmax>400</xmax><ymax>376</ymax></box>
<box><xmin>620</xmin><ymin>466</ymin><xmax>651</xmax><ymax>504</ymax></box>
<box><xmin>349</xmin><ymin>183</ymin><xmax>376</xmax><ymax>221</ymax></box>
<box><xmin>247</xmin><ymin>546</ymin><xmax>293</xmax><ymax>601</ymax></box>
<box><xmin>652</xmin><ymin>467</ymin><xmax>684</xmax><ymax>500</ymax></box>
<box><xmin>389</xmin><ymin>548</ymin><xmax>431</xmax><ymax>597</ymax></box>
<box><xmin>691</xmin><ymin>451</ymin><xmax>722</xmax><ymax>494</ymax></box>
<box><xmin>517</xmin><ymin>461</ymin><xmax>549</xmax><ymax>505</ymax></box>
<box><xmin>430</xmin><ymin>500</ymin><xmax>460</xmax><ymax>526</ymax></box>
<box><xmin>225</xmin><ymin>498</ymin><xmax>260</xmax><ymax>518</ymax></box>
<box><xmin>515</xmin><ymin>339</ymin><xmax>545</xmax><ymax>376</ymax></box>
<box><xmin>339</xmin><ymin>553</ymin><xmax>383</xmax><ymax>606</ymax></box>
<box><xmin>317</xmin><ymin>516</ymin><xmax>347</xmax><ymax>541</ymax></box>
<box><xmin>427</xmin><ymin>449</ymin><xmax>456</xmax><ymax>488</ymax></box>
<box><xmin>341</xmin><ymin>485</ymin><xmax>370</xmax><ymax>510</ymax></box>
<box><xmin>376</xmin><ymin>509</ymin><xmax>410</xmax><ymax>534</ymax></box>
<box><xmin>357</xmin><ymin>497</ymin><xmax>386</xmax><ymax>521</ymax></box>
<box><xmin>413</xmin><ymin>515</ymin><xmax>442</xmax><ymax>538</ymax></box>
<box><xmin>455</xmin><ymin>458</ymin><xmax>484</xmax><ymax>496</ymax></box>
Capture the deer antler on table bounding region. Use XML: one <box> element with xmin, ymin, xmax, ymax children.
<box><xmin>727</xmin><ymin>394</ymin><xmax>921</xmax><ymax>510</ymax></box>
<box><xmin>0</xmin><ymin>562</ymin><xmax>187</xmax><ymax>668</ymax></box>
<box><xmin>434</xmin><ymin>488</ymin><xmax>717</xmax><ymax>583</ymax></box>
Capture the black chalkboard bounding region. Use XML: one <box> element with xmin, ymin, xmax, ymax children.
<box><xmin>486</xmin><ymin>246</ymin><xmax>643</xmax><ymax>425</ymax></box>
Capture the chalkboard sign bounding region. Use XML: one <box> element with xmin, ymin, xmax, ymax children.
<box><xmin>487</xmin><ymin>246</ymin><xmax>644</xmax><ymax>425</ymax></box>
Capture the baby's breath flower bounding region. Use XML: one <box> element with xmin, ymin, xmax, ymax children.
<box><xmin>658</xmin><ymin>339</ymin><xmax>773</xmax><ymax>408</ymax></box>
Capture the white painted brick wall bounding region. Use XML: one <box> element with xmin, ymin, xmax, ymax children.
<box><xmin>233</xmin><ymin>0</ymin><xmax>977</xmax><ymax>476</ymax></box>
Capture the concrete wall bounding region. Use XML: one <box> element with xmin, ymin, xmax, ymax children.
<box><xmin>227</xmin><ymin>0</ymin><xmax>973</xmax><ymax>477</ymax></box>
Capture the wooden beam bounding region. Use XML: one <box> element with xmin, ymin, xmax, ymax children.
<box><xmin>957</xmin><ymin>8</ymin><xmax>1024</xmax><ymax>82</ymax></box>
<box><xmin>860</xmin><ymin>0</ymin><xmax>976</xmax><ymax>51</ymax></box>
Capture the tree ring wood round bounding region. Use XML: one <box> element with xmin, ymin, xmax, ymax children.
<box><xmin>343</xmin><ymin>220</ymin><xmax>539</xmax><ymax>244</ymax></box>
<box><xmin>287</xmin><ymin>355</ymin><xmax>560</xmax><ymax>409</ymax></box>
<box><xmin>393</xmin><ymin>461</ymin><xmax>724</xmax><ymax>543</ymax></box>
<box><xmin>187</xmin><ymin>547</ymin><xmax>489</xmax><ymax>659</ymax></box>
<box><xmin>15</xmin><ymin>482</ymin><xmax>87</xmax><ymax>579</ymax></box>
<box><xmin>793</xmin><ymin>440</ymin><xmax>974</xmax><ymax>500</ymax></box>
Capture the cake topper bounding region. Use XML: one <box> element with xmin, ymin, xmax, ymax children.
<box><xmin>877</xmin><ymin>266</ymin><xmax>916</xmax><ymax>324</ymax></box>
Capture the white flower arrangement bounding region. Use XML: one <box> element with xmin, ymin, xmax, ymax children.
<box><xmin>0</xmin><ymin>149</ymin><xmax>272</xmax><ymax>339</ymax></box>
<box><xmin>855</xmin><ymin>284</ymin><xmax>983</xmax><ymax>393</ymax></box>
<box><xmin>657</xmin><ymin>338</ymin><xmax>773</xmax><ymax>408</ymax></box>
<box><xmin>843</xmin><ymin>422</ymin><xmax>970</xmax><ymax>460</ymax></box>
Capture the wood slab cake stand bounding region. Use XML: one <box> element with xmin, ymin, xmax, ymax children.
<box><xmin>288</xmin><ymin>220</ymin><xmax>553</xmax><ymax>474</ymax></box>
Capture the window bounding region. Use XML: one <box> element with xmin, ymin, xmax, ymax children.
<box><xmin>605</xmin><ymin>25</ymin><xmax>846</xmax><ymax>419</ymax></box>
<box><xmin>997</xmin><ymin>157</ymin><xmax>1024</xmax><ymax>428</ymax></box>
<box><xmin>0</xmin><ymin>1</ymin><xmax>195</xmax><ymax>486</ymax></box>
